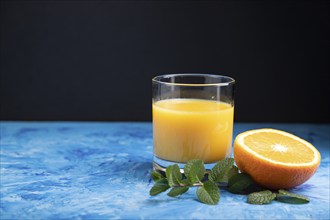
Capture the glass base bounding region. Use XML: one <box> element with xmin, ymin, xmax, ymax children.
<box><xmin>153</xmin><ymin>156</ymin><xmax>218</xmax><ymax>173</ymax></box>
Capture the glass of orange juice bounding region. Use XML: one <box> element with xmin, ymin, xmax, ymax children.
<box><xmin>152</xmin><ymin>74</ymin><xmax>235</xmax><ymax>171</ymax></box>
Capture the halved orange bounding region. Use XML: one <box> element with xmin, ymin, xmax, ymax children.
<box><xmin>234</xmin><ymin>129</ymin><xmax>321</xmax><ymax>189</ymax></box>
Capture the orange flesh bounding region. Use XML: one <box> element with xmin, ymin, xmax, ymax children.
<box><xmin>244</xmin><ymin>132</ymin><xmax>315</xmax><ymax>164</ymax></box>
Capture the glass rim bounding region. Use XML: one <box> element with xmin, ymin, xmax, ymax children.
<box><xmin>152</xmin><ymin>73</ymin><xmax>235</xmax><ymax>87</ymax></box>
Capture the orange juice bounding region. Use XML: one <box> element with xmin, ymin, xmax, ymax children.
<box><xmin>153</xmin><ymin>98</ymin><xmax>234</xmax><ymax>163</ymax></box>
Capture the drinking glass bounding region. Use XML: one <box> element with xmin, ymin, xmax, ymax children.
<box><xmin>152</xmin><ymin>74</ymin><xmax>235</xmax><ymax>171</ymax></box>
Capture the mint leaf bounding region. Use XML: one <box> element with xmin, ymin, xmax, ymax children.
<box><xmin>181</xmin><ymin>178</ymin><xmax>192</xmax><ymax>186</ymax></box>
<box><xmin>166</xmin><ymin>164</ymin><xmax>182</xmax><ymax>187</ymax></box>
<box><xmin>184</xmin><ymin>159</ymin><xmax>205</xmax><ymax>184</ymax></box>
<box><xmin>171</xmin><ymin>164</ymin><xmax>183</xmax><ymax>184</ymax></box>
<box><xmin>149</xmin><ymin>179</ymin><xmax>170</xmax><ymax>196</ymax></box>
<box><xmin>209</xmin><ymin>158</ymin><xmax>235</xmax><ymax>183</ymax></box>
<box><xmin>228</xmin><ymin>173</ymin><xmax>255</xmax><ymax>194</ymax></box>
<box><xmin>247</xmin><ymin>190</ymin><xmax>276</xmax><ymax>205</ymax></box>
<box><xmin>151</xmin><ymin>170</ymin><xmax>164</xmax><ymax>182</ymax></box>
<box><xmin>276</xmin><ymin>190</ymin><xmax>310</xmax><ymax>204</ymax></box>
<box><xmin>178</xmin><ymin>178</ymin><xmax>193</xmax><ymax>187</ymax></box>
<box><xmin>227</xmin><ymin>166</ymin><xmax>239</xmax><ymax>181</ymax></box>
<box><xmin>165</xmin><ymin>165</ymin><xmax>173</xmax><ymax>183</ymax></box>
<box><xmin>167</xmin><ymin>186</ymin><xmax>189</xmax><ymax>197</ymax></box>
<box><xmin>196</xmin><ymin>180</ymin><xmax>220</xmax><ymax>205</ymax></box>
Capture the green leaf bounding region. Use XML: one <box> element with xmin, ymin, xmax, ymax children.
<box><xmin>167</xmin><ymin>186</ymin><xmax>189</xmax><ymax>197</ymax></box>
<box><xmin>171</xmin><ymin>164</ymin><xmax>183</xmax><ymax>184</ymax></box>
<box><xmin>196</xmin><ymin>180</ymin><xmax>220</xmax><ymax>205</ymax></box>
<box><xmin>276</xmin><ymin>190</ymin><xmax>310</xmax><ymax>204</ymax></box>
<box><xmin>165</xmin><ymin>165</ymin><xmax>173</xmax><ymax>182</ymax></box>
<box><xmin>184</xmin><ymin>159</ymin><xmax>206</xmax><ymax>184</ymax></box>
<box><xmin>166</xmin><ymin>164</ymin><xmax>182</xmax><ymax>187</ymax></box>
<box><xmin>151</xmin><ymin>171</ymin><xmax>164</xmax><ymax>182</ymax></box>
<box><xmin>181</xmin><ymin>178</ymin><xmax>192</xmax><ymax>186</ymax></box>
<box><xmin>227</xmin><ymin>166</ymin><xmax>239</xmax><ymax>180</ymax></box>
<box><xmin>149</xmin><ymin>179</ymin><xmax>170</xmax><ymax>196</ymax></box>
<box><xmin>209</xmin><ymin>158</ymin><xmax>235</xmax><ymax>183</ymax></box>
<box><xmin>247</xmin><ymin>190</ymin><xmax>276</xmax><ymax>205</ymax></box>
<box><xmin>228</xmin><ymin>173</ymin><xmax>255</xmax><ymax>194</ymax></box>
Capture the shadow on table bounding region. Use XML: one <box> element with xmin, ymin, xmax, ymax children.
<box><xmin>145</xmin><ymin>193</ymin><xmax>196</xmax><ymax>205</ymax></box>
<box><xmin>126</xmin><ymin>161</ymin><xmax>153</xmax><ymax>181</ymax></box>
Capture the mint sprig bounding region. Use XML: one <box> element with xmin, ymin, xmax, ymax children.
<box><xmin>149</xmin><ymin>158</ymin><xmax>311</xmax><ymax>205</ymax></box>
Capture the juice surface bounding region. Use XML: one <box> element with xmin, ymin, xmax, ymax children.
<box><xmin>153</xmin><ymin>98</ymin><xmax>234</xmax><ymax>163</ymax></box>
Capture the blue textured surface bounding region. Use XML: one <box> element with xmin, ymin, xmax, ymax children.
<box><xmin>0</xmin><ymin>122</ymin><xmax>329</xmax><ymax>219</ymax></box>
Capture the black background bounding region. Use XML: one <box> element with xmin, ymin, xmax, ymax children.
<box><xmin>1</xmin><ymin>0</ymin><xmax>329</xmax><ymax>123</ymax></box>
